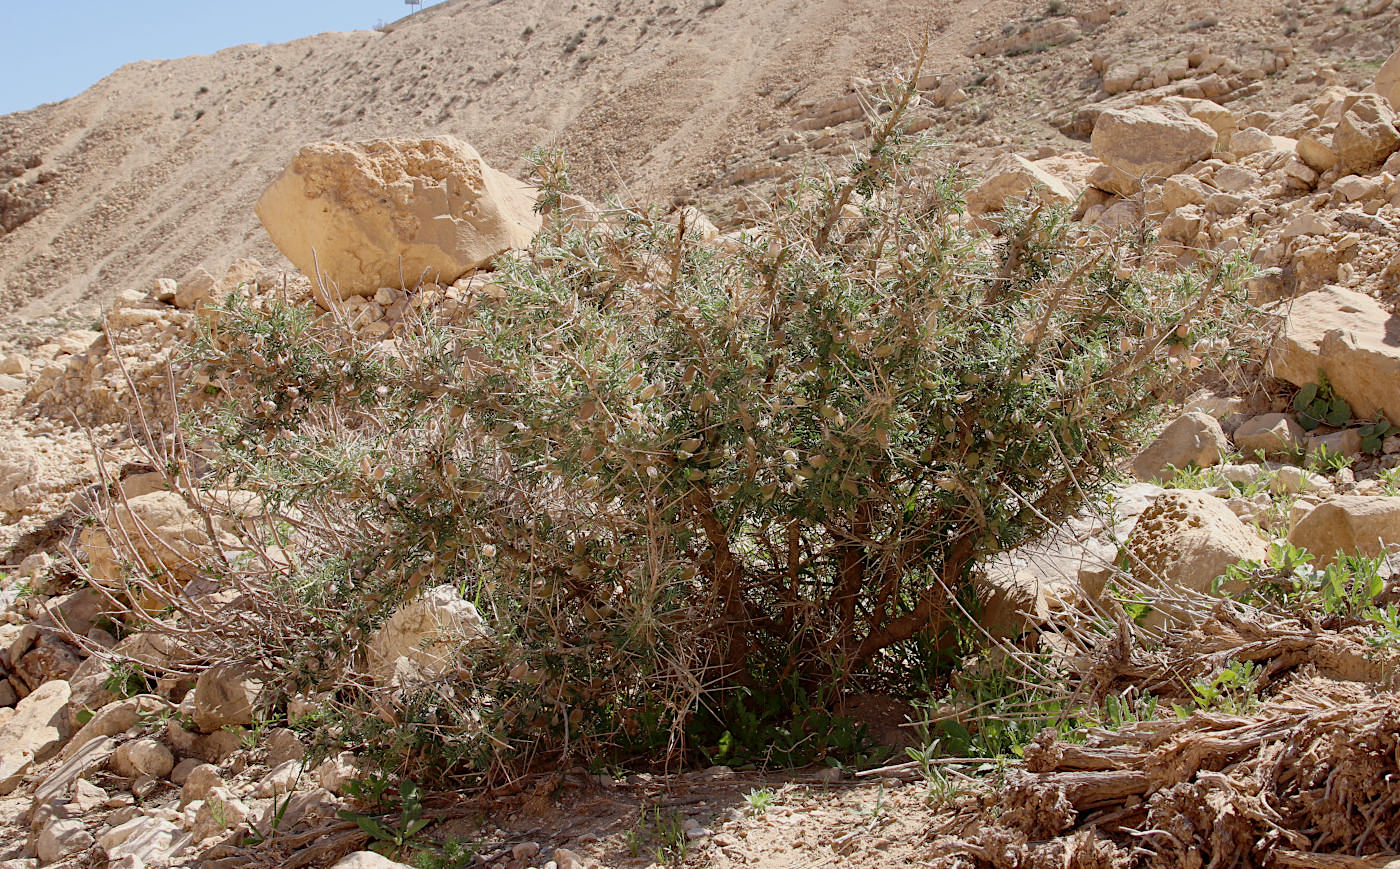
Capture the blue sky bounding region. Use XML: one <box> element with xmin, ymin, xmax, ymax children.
<box><xmin>0</xmin><ymin>1</ymin><xmax>443</xmax><ymax>115</ymax></box>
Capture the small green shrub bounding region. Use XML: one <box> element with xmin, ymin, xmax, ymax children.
<box><xmin>1293</xmin><ymin>377</ymin><xmax>1350</xmax><ymax>431</ymax></box>
<box><xmin>1218</xmin><ymin>541</ymin><xmax>1389</xmax><ymax>620</ymax></box>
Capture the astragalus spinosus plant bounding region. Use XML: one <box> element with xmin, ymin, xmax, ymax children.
<box><xmin>177</xmin><ymin>74</ymin><xmax>1257</xmax><ymax>781</ymax></box>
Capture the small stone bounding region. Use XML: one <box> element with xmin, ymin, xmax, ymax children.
<box><xmin>512</xmin><ymin>842</ymin><xmax>541</xmax><ymax>861</ymax></box>
<box><xmin>329</xmin><ymin>853</ymin><xmax>414</xmax><ymax>869</ymax></box>
<box><xmin>264</xmin><ymin>728</ymin><xmax>305</xmax><ymax>767</ymax></box>
<box><xmin>37</xmin><ymin>817</ymin><xmax>93</xmax><ymax>863</ymax></box>
<box><xmin>179</xmin><ymin>764</ymin><xmax>225</xmax><ymax>808</ymax></box>
<box><xmin>170</xmin><ymin>757</ymin><xmax>202</xmax><ymax>785</ymax></box>
<box><xmin>70</xmin><ymin>778</ymin><xmax>108</xmax><ymax>813</ymax></box>
<box><xmin>1132</xmin><ymin>412</ymin><xmax>1229</xmax><ymax>482</ymax></box>
<box><xmin>112</xmin><ymin>738</ymin><xmax>175</xmax><ymax>780</ymax></box>
<box><xmin>552</xmin><ymin>847</ymin><xmax>585</xmax><ymax>869</ymax></box>
<box><xmin>1234</xmin><ymin>413</ymin><xmax>1305</xmax><ymax>459</ymax></box>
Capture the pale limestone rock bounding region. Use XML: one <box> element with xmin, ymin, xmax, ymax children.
<box><xmin>178</xmin><ymin>764</ymin><xmax>224</xmax><ymax>808</ymax></box>
<box><xmin>99</xmin><ymin>816</ymin><xmax>192</xmax><ymax>865</ymax></box>
<box><xmin>0</xmin><ymin>679</ymin><xmax>71</xmax><ymax>794</ymax></box>
<box><xmin>1233</xmin><ymin>413</ymin><xmax>1305</xmax><ymax>459</ymax></box>
<box><xmin>191</xmin><ymin>665</ymin><xmax>261</xmax><ymax>733</ymax></box>
<box><xmin>1230</xmin><ymin>127</ymin><xmax>1275</xmax><ymax>156</ymax></box>
<box><xmin>1132</xmin><ymin>412</ymin><xmax>1228</xmax><ymax>481</ymax></box>
<box><xmin>1126</xmin><ymin>490</ymin><xmax>1268</xmax><ymax>595</ymax></box>
<box><xmin>1290</xmin><ymin>496</ymin><xmax>1400</xmax><ymax>567</ymax></box>
<box><xmin>1267</xmin><ymin>285</ymin><xmax>1400</xmax><ymax>424</ymax></box>
<box><xmin>111</xmin><ymin>738</ymin><xmax>175</xmax><ymax>780</ymax></box>
<box><xmin>256</xmin><ymin>137</ymin><xmax>540</xmax><ymax>301</ymax></box>
<box><xmin>36</xmin><ymin>817</ymin><xmax>92</xmax><ymax>864</ymax></box>
<box><xmin>80</xmin><ymin>491</ymin><xmax>217</xmax><ymax>611</ymax></box>
<box><xmin>190</xmin><ymin>787</ymin><xmax>248</xmax><ymax>842</ymax></box>
<box><xmin>1370</xmin><ymin>44</ymin><xmax>1400</xmax><ymax>110</ymax></box>
<box><xmin>366</xmin><ymin>585</ymin><xmax>489</xmax><ymax>684</ymax></box>
<box><xmin>1091</xmin><ymin>105</ymin><xmax>1217</xmax><ymax>195</ymax></box>
<box><xmin>965</xmin><ymin>154</ymin><xmax>1075</xmax><ymax>217</ymax></box>
<box><xmin>1333</xmin><ymin>93</ymin><xmax>1400</xmax><ymax>174</ymax></box>
<box><xmin>63</xmin><ymin>695</ymin><xmax>171</xmax><ymax>759</ymax></box>
<box><xmin>264</xmin><ymin>727</ymin><xmax>305</xmax><ymax>767</ymax></box>
<box><xmin>331</xmin><ymin>853</ymin><xmax>414</xmax><ymax>869</ymax></box>
<box><xmin>1296</xmin><ymin>130</ymin><xmax>1339</xmax><ymax>172</ymax></box>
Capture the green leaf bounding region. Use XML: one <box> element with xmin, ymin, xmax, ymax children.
<box><xmin>1294</xmin><ymin>383</ymin><xmax>1319</xmax><ymax>410</ymax></box>
<box><xmin>343</xmin><ymin>813</ymin><xmax>396</xmax><ymax>843</ymax></box>
<box><xmin>405</xmin><ymin>817</ymin><xmax>431</xmax><ymax>837</ymax></box>
<box><xmin>1326</xmin><ymin>399</ymin><xmax>1352</xmax><ymax>427</ymax></box>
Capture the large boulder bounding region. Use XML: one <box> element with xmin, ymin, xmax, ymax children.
<box><xmin>1371</xmin><ymin>44</ymin><xmax>1400</xmax><ymax>111</ymax></box>
<box><xmin>1289</xmin><ymin>496</ymin><xmax>1400</xmax><ymax>568</ymax></box>
<box><xmin>256</xmin><ymin>137</ymin><xmax>540</xmax><ymax>302</ymax></box>
<box><xmin>1132</xmin><ymin>412</ymin><xmax>1228</xmax><ymax>481</ymax></box>
<box><xmin>367</xmin><ymin>585</ymin><xmax>489</xmax><ymax>684</ymax></box>
<box><xmin>1267</xmin><ymin>285</ymin><xmax>1400</xmax><ymax>425</ymax></box>
<box><xmin>1332</xmin><ymin>93</ymin><xmax>1400</xmax><ymax>174</ymax></box>
<box><xmin>1090</xmin><ymin>105</ymin><xmax>1218</xmax><ymax>194</ymax></box>
<box><xmin>1126</xmin><ymin>490</ymin><xmax>1267</xmax><ymax>596</ymax></box>
<box><xmin>965</xmin><ymin>154</ymin><xmax>1075</xmax><ymax>217</ymax></box>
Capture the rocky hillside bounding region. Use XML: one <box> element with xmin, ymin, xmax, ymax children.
<box><xmin>2</xmin><ymin>0</ymin><xmax>1400</xmax><ymax>325</ymax></box>
<box><xmin>8</xmin><ymin>1</ymin><xmax>1400</xmax><ymax>868</ymax></box>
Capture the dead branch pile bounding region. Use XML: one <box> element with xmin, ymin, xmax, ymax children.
<box><xmin>925</xmin><ymin>607</ymin><xmax>1400</xmax><ymax>869</ymax></box>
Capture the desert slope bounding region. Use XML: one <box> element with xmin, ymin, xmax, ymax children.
<box><xmin>0</xmin><ymin>0</ymin><xmax>989</xmax><ymax>321</ymax></box>
<box><xmin>0</xmin><ymin>0</ymin><xmax>1396</xmax><ymax>324</ymax></box>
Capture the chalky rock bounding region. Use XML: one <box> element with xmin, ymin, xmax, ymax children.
<box><xmin>366</xmin><ymin>585</ymin><xmax>490</xmax><ymax>684</ymax></box>
<box><xmin>1268</xmin><ymin>285</ymin><xmax>1400</xmax><ymax>425</ymax></box>
<box><xmin>965</xmin><ymin>154</ymin><xmax>1075</xmax><ymax>217</ymax></box>
<box><xmin>1091</xmin><ymin>104</ymin><xmax>1218</xmax><ymax>194</ymax></box>
<box><xmin>1289</xmin><ymin>496</ymin><xmax>1400</xmax><ymax>568</ymax></box>
<box><xmin>256</xmin><ymin>137</ymin><xmax>540</xmax><ymax>302</ymax></box>
<box><xmin>1126</xmin><ymin>490</ymin><xmax>1267</xmax><ymax>597</ymax></box>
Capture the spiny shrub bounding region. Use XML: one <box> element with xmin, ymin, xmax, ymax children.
<box><xmin>174</xmin><ymin>72</ymin><xmax>1257</xmax><ymax>783</ymax></box>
